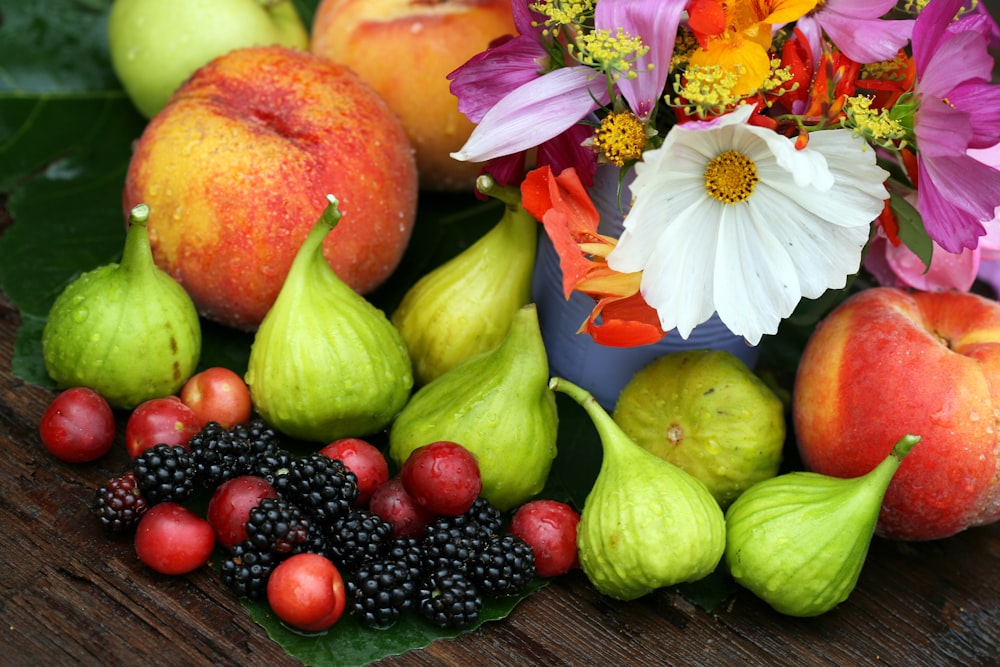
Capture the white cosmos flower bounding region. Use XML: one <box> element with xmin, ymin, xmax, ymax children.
<box><xmin>607</xmin><ymin>104</ymin><xmax>890</xmax><ymax>345</ymax></box>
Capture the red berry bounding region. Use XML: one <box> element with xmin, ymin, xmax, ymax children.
<box><xmin>509</xmin><ymin>500</ymin><xmax>580</xmax><ymax>577</ymax></box>
<box><xmin>179</xmin><ymin>366</ymin><xmax>252</xmax><ymax>429</ymax></box>
<box><xmin>267</xmin><ymin>553</ymin><xmax>346</xmax><ymax>632</ymax></box>
<box><xmin>368</xmin><ymin>477</ymin><xmax>435</xmax><ymax>539</ymax></box>
<box><xmin>39</xmin><ymin>387</ymin><xmax>116</xmax><ymax>463</ymax></box>
<box><xmin>206</xmin><ymin>476</ymin><xmax>278</xmax><ymax>549</ymax></box>
<box><xmin>134</xmin><ymin>502</ymin><xmax>215</xmax><ymax>575</ymax></box>
<box><xmin>125</xmin><ymin>396</ymin><xmax>203</xmax><ymax>459</ymax></box>
<box><xmin>319</xmin><ymin>438</ymin><xmax>389</xmax><ymax>507</ymax></box>
<box><xmin>399</xmin><ymin>441</ymin><xmax>482</xmax><ymax>516</ymax></box>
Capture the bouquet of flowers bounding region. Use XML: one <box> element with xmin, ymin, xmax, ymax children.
<box><xmin>447</xmin><ymin>0</ymin><xmax>1000</xmax><ymax>347</ymax></box>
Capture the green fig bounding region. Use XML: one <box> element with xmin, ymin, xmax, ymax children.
<box><xmin>550</xmin><ymin>376</ymin><xmax>726</xmax><ymax>601</ymax></box>
<box><xmin>244</xmin><ymin>195</ymin><xmax>413</xmax><ymax>442</ymax></box>
<box><xmin>724</xmin><ymin>433</ymin><xmax>921</xmax><ymax>617</ymax></box>
<box><xmin>391</xmin><ymin>174</ymin><xmax>537</xmax><ymax>386</ymax></box>
<box><xmin>389</xmin><ymin>304</ymin><xmax>557</xmax><ymax>511</ymax></box>
<box><xmin>613</xmin><ymin>349</ymin><xmax>785</xmax><ymax>508</ymax></box>
<box><xmin>42</xmin><ymin>204</ymin><xmax>201</xmax><ymax>409</ymax></box>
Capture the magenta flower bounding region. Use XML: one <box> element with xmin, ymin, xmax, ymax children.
<box><xmin>448</xmin><ymin>0</ymin><xmax>547</xmax><ymax>124</ymax></box>
<box><xmin>912</xmin><ymin>0</ymin><xmax>1000</xmax><ymax>253</ymax></box>
<box><xmin>593</xmin><ymin>0</ymin><xmax>686</xmax><ymax>120</ymax></box>
<box><xmin>794</xmin><ymin>0</ymin><xmax>913</xmax><ymax>65</ymax></box>
<box><xmin>448</xmin><ymin>0</ymin><xmax>604</xmax><ymax>186</ymax></box>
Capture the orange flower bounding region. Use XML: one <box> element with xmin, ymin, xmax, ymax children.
<box><xmin>521</xmin><ymin>166</ymin><xmax>667</xmax><ymax>347</ymax></box>
<box><xmin>688</xmin><ymin>0</ymin><xmax>819</xmax><ymax>96</ymax></box>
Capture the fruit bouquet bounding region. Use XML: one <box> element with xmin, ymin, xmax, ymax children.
<box><xmin>448</xmin><ymin>0</ymin><xmax>1000</xmax><ymax>347</ymax></box>
<box><xmin>1</xmin><ymin>0</ymin><xmax>999</xmax><ymax>666</ymax></box>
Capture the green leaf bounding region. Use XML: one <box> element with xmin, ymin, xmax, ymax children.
<box><xmin>243</xmin><ymin>580</ymin><xmax>547</xmax><ymax>667</ymax></box>
<box><xmin>891</xmin><ymin>192</ymin><xmax>934</xmax><ymax>272</ymax></box>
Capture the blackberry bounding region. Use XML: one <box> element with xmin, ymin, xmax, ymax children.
<box><xmin>132</xmin><ymin>443</ymin><xmax>197</xmax><ymax>504</ymax></box>
<box><xmin>220</xmin><ymin>541</ymin><xmax>280</xmax><ymax>600</ymax></box>
<box><xmin>93</xmin><ymin>471</ymin><xmax>149</xmax><ymax>532</ymax></box>
<box><xmin>384</xmin><ymin>537</ymin><xmax>424</xmax><ymax>581</ymax></box>
<box><xmin>348</xmin><ymin>559</ymin><xmax>418</xmax><ymax>629</ymax></box>
<box><xmin>273</xmin><ymin>453</ymin><xmax>358</xmax><ymax>524</ymax></box>
<box><xmin>417</xmin><ymin>568</ymin><xmax>483</xmax><ymax>629</ymax></box>
<box><xmin>244</xmin><ymin>496</ymin><xmax>323</xmax><ymax>557</ymax></box>
<box><xmin>251</xmin><ymin>447</ymin><xmax>296</xmax><ymax>486</ymax></box>
<box><xmin>324</xmin><ymin>508</ymin><xmax>394</xmax><ymax>571</ymax></box>
<box><xmin>187</xmin><ymin>421</ymin><xmax>254</xmax><ymax>486</ymax></box>
<box><xmin>229</xmin><ymin>419</ymin><xmax>281</xmax><ymax>458</ymax></box>
<box><xmin>464</xmin><ymin>497</ymin><xmax>504</xmax><ymax>536</ymax></box>
<box><xmin>420</xmin><ymin>510</ymin><xmax>494</xmax><ymax>574</ymax></box>
<box><xmin>468</xmin><ymin>534</ymin><xmax>536</xmax><ymax>597</ymax></box>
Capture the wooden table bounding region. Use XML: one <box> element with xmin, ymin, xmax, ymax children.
<box><xmin>1</xmin><ymin>291</ymin><xmax>997</xmax><ymax>667</ymax></box>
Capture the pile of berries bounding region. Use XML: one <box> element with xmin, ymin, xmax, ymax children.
<box><xmin>96</xmin><ymin>426</ymin><xmax>563</xmax><ymax>631</ymax></box>
<box><xmin>44</xmin><ymin>373</ymin><xmax>581</xmax><ymax>634</ymax></box>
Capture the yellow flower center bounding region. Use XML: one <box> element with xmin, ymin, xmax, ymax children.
<box><xmin>704</xmin><ymin>150</ymin><xmax>759</xmax><ymax>204</ymax></box>
<box><xmin>592</xmin><ymin>111</ymin><xmax>647</xmax><ymax>166</ymax></box>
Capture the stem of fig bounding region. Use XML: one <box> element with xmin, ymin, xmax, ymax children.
<box><xmin>549</xmin><ymin>376</ymin><xmax>625</xmax><ymax>454</ymax></box>
<box><xmin>476</xmin><ymin>174</ymin><xmax>523</xmax><ymax>209</ymax></box>
<box><xmin>122</xmin><ymin>203</ymin><xmax>155</xmax><ymax>277</ymax></box>
<box><xmin>890</xmin><ymin>433</ymin><xmax>921</xmax><ymax>461</ymax></box>
<box><xmin>318</xmin><ymin>194</ymin><xmax>343</xmax><ymax>231</ymax></box>
<box><xmin>864</xmin><ymin>434</ymin><xmax>921</xmax><ymax>496</ymax></box>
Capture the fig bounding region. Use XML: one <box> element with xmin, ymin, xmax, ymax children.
<box><xmin>724</xmin><ymin>433</ymin><xmax>921</xmax><ymax>617</ymax></box>
<box><xmin>550</xmin><ymin>376</ymin><xmax>726</xmax><ymax>600</ymax></box>
<box><xmin>388</xmin><ymin>304</ymin><xmax>558</xmax><ymax>511</ymax></box>
<box><xmin>613</xmin><ymin>350</ymin><xmax>785</xmax><ymax>507</ymax></box>
<box><xmin>391</xmin><ymin>175</ymin><xmax>536</xmax><ymax>385</ymax></box>
<box><xmin>42</xmin><ymin>204</ymin><xmax>201</xmax><ymax>409</ymax></box>
<box><xmin>244</xmin><ymin>195</ymin><xmax>413</xmax><ymax>442</ymax></box>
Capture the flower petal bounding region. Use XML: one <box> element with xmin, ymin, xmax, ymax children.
<box><xmin>594</xmin><ymin>0</ymin><xmax>686</xmax><ymax>120</ymax></box>
<box><xmin>451</xmin><ymin>67</ymin><xmax>609</xmax><ymax>163</ymax></box>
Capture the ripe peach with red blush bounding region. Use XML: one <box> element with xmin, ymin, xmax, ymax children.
<box><xmin>123</xmin><ymin>45</ymin><xmax>418</xmax><ymax>330</ymax></box>
<box><xmin>310</xmin><ymin>0</ymin><xmax>516</xmax><ymax>191</ymax></box>
<box><xmin>793</xmin><ymin>287</ymin><xmax>1000</xmax><ymax>541</ymax></box>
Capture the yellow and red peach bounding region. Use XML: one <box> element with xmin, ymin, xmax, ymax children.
<box><xmin>793</xmin><ymin>286</ymin><xmax>1000</xmax><ymax>541</ymax></box>
<box><xmin>123</xmin><ymin>45</ymin><xmax>418</xmax><ymax>330</ymax></box>
<box><xmin>310</xmin><ymin>0</ymin><xmax>517</xmax><ymax>191</ymax></box>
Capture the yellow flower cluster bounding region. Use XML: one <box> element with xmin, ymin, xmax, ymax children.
<box><xmin>573</xmin><ymin>27</ymin><xmax>650</xmax><ymax>80</ymax></box>
<box><xmin>592</xmin><ymin>111</ymin><xmax>648</xmax><ymax>166</ymax></box>
<box><xmin>843</xmin><ymin>95</ymin><xmax>909</xmax><ymax>148</ymax></box>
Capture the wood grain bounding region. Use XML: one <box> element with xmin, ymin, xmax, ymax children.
<box><xmin>0</xmin><ymin>293</ymin><xmax>997</xmax><ymax>667</ymax></box>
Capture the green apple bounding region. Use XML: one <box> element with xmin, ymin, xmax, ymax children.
<box><xmin>108</xmin><ymin>0</ymin><xmax>309</xmax><ymax>118</ymax></box>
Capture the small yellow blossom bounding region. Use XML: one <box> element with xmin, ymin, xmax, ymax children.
<box><xmin>591</xmin><ymin>111</ymin><xmax>648</xmax><ymax>166</ymax></box>
<box><xmin>571</xmin><ymin>27</ymin><xmax>650</xmax><ymax>82</ymax></box>
<box><xmin>843</xmin><ymin>95</ymin><xmax>909</xmax><ymax>148</ymax></box>
<box><xmin>672</xmin><ymin>64</ymin><xmax>743</xmax><ymax>118</ymax></box>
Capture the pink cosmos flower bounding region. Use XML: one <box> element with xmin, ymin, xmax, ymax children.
<box><xmin>793</xmin><ymin>0</ymin><xmax>913</xmax><ymax>66</ymax></box>
<box><xmin>866</xmin><ymin>143</ymin><xmax>1000</xmax><ymax>291</ymax></box>
<box><xmin>911</xmin><ymin>0</ymin><xmax>1000</xmax><ymax>253</ymax></box>
<box><xmin>593</xmin><ymin>0</ymin><xmax>687</xmax><ymax>120</ymax></box>
<box><xmin>447</xmin><ymin>0</ymin><xmax>601</xmax><ymax>186</ymax></box>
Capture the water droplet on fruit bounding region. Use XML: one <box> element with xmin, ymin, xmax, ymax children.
<box><xmin>969</xmin><ymin>411</ymin><xmax>980</xmax><ymax>422</ymax></box>
<box><xmin>72</xmin><ymin>308</ymin><xmax>89</xmax><ymax>323</ymax></box>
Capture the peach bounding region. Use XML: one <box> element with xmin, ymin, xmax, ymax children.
<box><xmin>123</xmin><ymin>45</ymin><xmax>418</xmax><ymax>330</ymax></box>
<box><xmin>310</xmin><ymin>0</ymin><xmax>517</xmax><ymax>191</ymax></box>
<box><xmin>793</xmin><ymin>286</ymin><xmax>1000</xmax><ymax>541</ymax></box>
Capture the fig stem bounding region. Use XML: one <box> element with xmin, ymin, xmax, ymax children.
<box><xmin>549</xmin><ymin>376</ymin><xmax>625</xmax><ymax>454</ymax></box>
<box><xmin>889</xmin><ymin>433</ymin><xmax>921</xmax><ymax>461</ymax></box>
<box><xmin>476</xmin><ymin>174</ymin><xmax>522</xmax><ymax>208</ymax></box>
<box><xmin>318</xmin><ymin>194</ymin><xmax>343</xmax><ymax>231</ymax></box>
<box><xmin>121</xmin><ymin>203</ymin><xmax>155</xmax><ymax>277</ymax></box>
